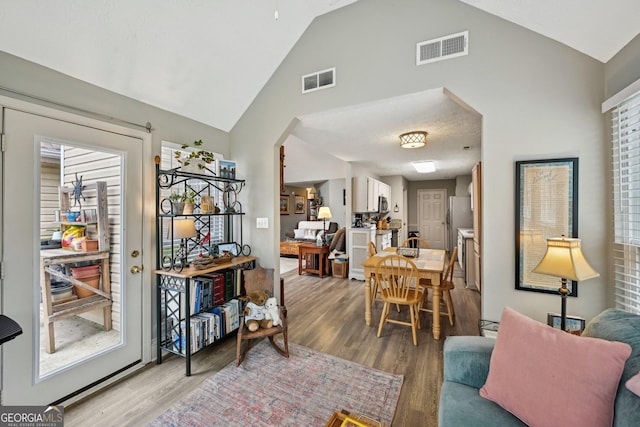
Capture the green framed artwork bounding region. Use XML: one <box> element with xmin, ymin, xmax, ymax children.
<box><xmin>515</xmin><ymin>158</ymin><xmax>579</xmax><ymax>295</ymax></box>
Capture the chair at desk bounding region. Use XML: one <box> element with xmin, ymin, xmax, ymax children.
<box><xmin>401</xmin><ymin>237</ymin><xmax>430</xmax><ymax>249</ymax></box>
<box><xmin>419</xmin><ymin>247</ymin><xmax>456</xmax><ymax>326</ymax></box>
<box><xmin>375</xmin><ymin>254</ymin><xmax>424</xmax><ymax>346</ymax></box>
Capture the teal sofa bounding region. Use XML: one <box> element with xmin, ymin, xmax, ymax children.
<box><xmin>438</xmin><ymin>309</ymin><xmax>640</xmax><ymax>427</ymax></box>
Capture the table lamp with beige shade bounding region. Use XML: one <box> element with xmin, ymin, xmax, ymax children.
<box><xmin>317</xmin><ymin>206</ymin><xmax>332</xmax><ymax>246</ymax></box>
<box><xmin>532</xmin><ymin>237</ymin><xmax>599</xmax><ymax>332</ymax></box>
<box><xmin>167</xmin><ymin>219</ymin><xmax>198</xmax><ymax>272</ymax></box>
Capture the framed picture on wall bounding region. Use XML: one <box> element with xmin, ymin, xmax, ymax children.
<box><xmin>294</xmin><ymin>195</ymin><xmax>305</xmax><ymax>214</ymax></box>
<box><xmin>515</xmin><ymin>158</ymin><xmax>579</xmax><ymax>295</ymax></box>
<box><xmin>280</xmin><ymin>195</ymin><xmax>290</xmax><ymax>215</ymax></box>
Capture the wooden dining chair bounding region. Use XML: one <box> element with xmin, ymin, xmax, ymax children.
<box><xmin>419</xmin><ymin>247</ymin><xmax>457</xmax><ymax>326</ymax></box>
<box><xmin>367</xmin><ymin>240</ymin><xmax>382</xmax><ymax>303</ymax></box>
<box><xmin>367</xmin><ymin>241</ymin><xmax>377</xmax><ymax>257</ymax></box>
<box><xmin>375</xmin><ymin>254</ymin><xmax>424</xmax><ymax>346</ymax></box>
<box><xmin>401</xmin><ymin>236</ymin><xmax>430</xmax><ymax>249</ymax></box>
<box><xmin>236</xmin><ymin>265</ymin><xmax>289</xmax><ymax>366</ymax></box>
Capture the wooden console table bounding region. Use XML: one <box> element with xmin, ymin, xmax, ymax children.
<box><xmin>298</xmin><ymin>243</ymin><xmax>330</xmax><ymax>278</ymax></box>
<box><xmin>40</xmin><ymin>249</ymin><xmax>112</xmax><ymax>353</ymax></box>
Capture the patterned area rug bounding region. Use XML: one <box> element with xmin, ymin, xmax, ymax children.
<box><xmin>149</xmin><ymin>341</ymin><xmax>403</xmax><ymax>426</ymax></box>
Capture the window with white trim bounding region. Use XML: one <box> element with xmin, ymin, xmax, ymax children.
<box><xmin>612</xmin><ymin>91</ymin><xmax>640</xmax><ymax>314</ymax></box>
<box><xmin>160</xmin><ymin>142</ymin><xmax>225</xmax><ymax>259</ymax></box>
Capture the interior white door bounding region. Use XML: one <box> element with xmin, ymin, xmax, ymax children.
<box><xmin>1</xmin><ymin>105</ymin><xmax>144</xmax><ymax>405</ymax></box>
<box><xmin>417</xmin><ymin>189</ymin><xmax>446</xmax><ymax>249</ymax></box>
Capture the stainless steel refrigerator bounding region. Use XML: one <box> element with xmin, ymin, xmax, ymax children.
<box><xmin>446</xmin><ymin>196</ymin><xmax>473</xmax><ymax>252</ymax></box>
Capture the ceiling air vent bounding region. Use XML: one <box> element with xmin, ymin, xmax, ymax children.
<box><xmin>416</xmin><ymin>31</ymin><xmax>468</xmax><ymax>66</ymax></box>
<box><xmin>302</xmin><ymin>67</ymin><xmax>336</xmax><ymax>94</ymax></box>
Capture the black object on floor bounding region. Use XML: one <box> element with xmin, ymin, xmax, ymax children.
<box><xmin>0</xmin><ymin>314</ymin><xmax>23</xmax><ymax>345</ymax></box>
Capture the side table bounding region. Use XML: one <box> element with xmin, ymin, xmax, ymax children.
<box><xmin>298</xmin><ymin>243</ymin><xmax>330</xmax><ymax>278</ymax></box>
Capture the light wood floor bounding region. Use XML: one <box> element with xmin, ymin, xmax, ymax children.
<box><xmin>65</xmin><ymin>259</ymin><xmax>480</xmax><ymax>427</ymax></box>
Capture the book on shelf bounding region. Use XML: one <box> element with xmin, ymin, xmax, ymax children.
<box><xmin>224</xmin><ymin>270</ymin><xmax>234</xmax><ymax>301</ymax></box>
<box><xmin>221</xmin><ymin>299</ymin><xmax>240</xmax><ymax>333</ymax></box>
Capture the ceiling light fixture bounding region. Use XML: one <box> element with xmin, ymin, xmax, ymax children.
<box><xmin>399</xmin><ymin>131</ymin><xmax>428</xmax><ymax>149</ymax></box>
<box><xmin>412</xmin><ymin>160</ymin><xmax>436</xmax><ymax>173</ymax></box>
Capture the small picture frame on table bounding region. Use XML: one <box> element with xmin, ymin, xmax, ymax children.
<box><xmin>547</xmin><ymin>312</ymin><xmax>585</xmax><ymax>335</ymax></box>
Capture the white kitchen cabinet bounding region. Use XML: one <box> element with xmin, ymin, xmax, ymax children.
<box><xmin>352</xmin><ymin>176</ymin><xmax>392</xmax><ymax>213</ymax></box>
<box><xmin>348</xmin><ymin>227</ymin><xmax>375</xmax><ymax>280</ymax></box>
<box><xmin>380</xmin><ymin>182</ymin><xmax>391</xmax><ymax>201</ymax></box>
<box><xmin>352</xmin><ymin>176</ymin><xmax>369</xmax><ymax>212</ymax></box>
<box><xmin>367</xmin><ymin>178</ymin><xmax>377</xmax><ymax>212</ymax></box>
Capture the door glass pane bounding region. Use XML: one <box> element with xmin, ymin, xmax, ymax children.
<box><xmin>38</xmin><ymin>138</ymin><xmax>122</xmax><ymax>378</ymax></box>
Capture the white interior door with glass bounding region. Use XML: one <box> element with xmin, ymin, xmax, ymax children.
<box><xmin>1</xmin><ymin>102</ymin><xmax>145</xmax><ymax>405</ymax></box>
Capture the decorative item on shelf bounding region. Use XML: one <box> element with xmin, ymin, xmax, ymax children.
<box><xmin>317</xmin><ymin>206</ymin><xmax>332</xmax><ymax>246</ymax></box>
<box><xmin>217</xmin><ymin>159</ymin><xmax>237</xmax><ymax>179</ymax></box>
<box><xmin>394</xmin><ymin>203</ymin><xmax>399</xmax><ymax>213</ymax></box>
<box><xmin>399</xmin><ymin>130</ymin><xmax>428</xmax><ymax>149</ymax></box>
<box><xmin>167</xmin><ymin>219</ymin><xmax>198</xmax><ymax>272</ymax></box>
<box><xmin>223</xmin><ymin>184</ymin><xmax>242</xmax><ymax>213</ymax></box>
<box><xmin>174</xmin><ymin>139</ymin><xmax>215</xmax><ymax>174</ymax></box>
<box><xmin>532</xmin><ymin>236</ymin><xmax>599</xmax><ymax>332</ymax></box>
<box><xmin>201</xmin><ymin>195</ymin><xmax>215</xmax><ymax>214</ymax></box>
<box><xmin>71</xmin><ymin>172</ymin><xmax>85</xmax><ymax>209</ymax></box>
<box><xmin>65</xmin><ymin>211</ymin><xmax>81</xmax><ymax>222</ymax></box>
<box><xmin>190</xmin><ymin>255</ymin><xmax>217</xmax><ymax>270</ymax></box>
<box><xmin>307</xmin><ymin>187</ymin><xmax>316</xmax><ymax>200</ymax></box>
<box><xmin>213</xmin><ymin>251</ymin><xmax>234</xmax><ymax>265</ymax></box>
<box><xmin>168</xmin><ymin>185</ymin><xmax>196</xmax><ymax>215</ymax></box>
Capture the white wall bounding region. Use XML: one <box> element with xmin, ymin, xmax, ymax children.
<box><xmin>283</xmin><ymin>136</ymin><xmax>348</xmax><ymax>184</ymax></box>
<box><xmin>231</xmin><ymin>0</ymin><xmax>607</xmax><ymax>323</ymax></box>
<box><xmin>455</xmin><ymin>175</ymin><xmax>472</xmax><ymax>196</ymax></box>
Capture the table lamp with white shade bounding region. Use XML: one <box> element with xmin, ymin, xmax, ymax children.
<box><xmin>532</xmin><ymin>236</ymin><xmax>599</xmax><ymax>332</ymax></box>
<box><xmin>317</xmin><ymin>206</ymin><xmax>332</xmax><ymax>246</ymax></box>
<box><xmin>168</xmin><ymin>219</ymin><xmax>198</xmax><ymax>271</ymax></box>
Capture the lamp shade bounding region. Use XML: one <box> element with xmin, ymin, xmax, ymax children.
<box><xmin>532</xmin><ymin>237</ymin><xmax>599</xmax><ymax>281</ymax></box>
<box><xmin>318</xmin><ymin>206</ymin><xmax>332</xmax><ymax>219</ymax></box>
<box><xmin>169</xmin><ymin>219</ymin><xmax>197</xmax><ymax>239</ymax></box>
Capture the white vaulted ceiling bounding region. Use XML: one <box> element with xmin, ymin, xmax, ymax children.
<box><xmin>1</xmin><ymin>1</ymin><xmax>638</xmax><ymax>180</ymax></box>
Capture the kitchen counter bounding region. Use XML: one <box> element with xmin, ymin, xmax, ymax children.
<box><xmin>458</xmin><ymin>228</ymin><xmax>474</xmax><ymax>239</ymax></box>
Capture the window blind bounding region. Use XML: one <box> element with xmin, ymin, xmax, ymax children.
<box><xmin>160</xmin><ymin>145</ymin><xmax>225</xmax><ymax>255</ymax></box>
<box><xmin>612</xmin><ymin>91</ymin><xmax>640</xmax><ymax>313</ymax></box>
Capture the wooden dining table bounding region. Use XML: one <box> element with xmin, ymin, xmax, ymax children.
<box><xmin>362</xmin><ymin>247</ymin><xmax>447</xmax><ymax>339</ymax></box>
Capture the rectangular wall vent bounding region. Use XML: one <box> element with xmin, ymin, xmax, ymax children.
<box><xmin>416</xmin><ymin>31</ymin><xmax>468</xmax><ymax>65</ymax></box>
<box><xmin>302</xmin><ymin>67</ymin><xmax>336</xmax><ymax>94</ymax></box>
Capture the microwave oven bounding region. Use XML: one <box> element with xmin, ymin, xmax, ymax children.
<box><xmin>378</xmin><ymin>196</ymin><xmax>389</xmax><ymax>213</ymax></box>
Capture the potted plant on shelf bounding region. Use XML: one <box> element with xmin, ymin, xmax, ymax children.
<box><xmin>174</xmin><ymin>139</ymin><xmax>215</xmax><ymax>173</ymax></box>
<box><xmin>181</xmin><ymin>185</ymin><xmax>196</xmax><ymax>215</ymax></box>
<box><xmin>169</xmin><ymin>191</ymin><xmax>184</xmax><ymax>215</ymax></box>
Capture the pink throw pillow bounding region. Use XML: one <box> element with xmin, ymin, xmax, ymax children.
<box><xmin>627</xmin><ymin>370</ymin><xmax>640</xmax><ymax>397</ymax></box>
<box><xmin>479</xmin><ymin>307</ymin><xmax>631</xmax><ymax>427</ymax></box>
